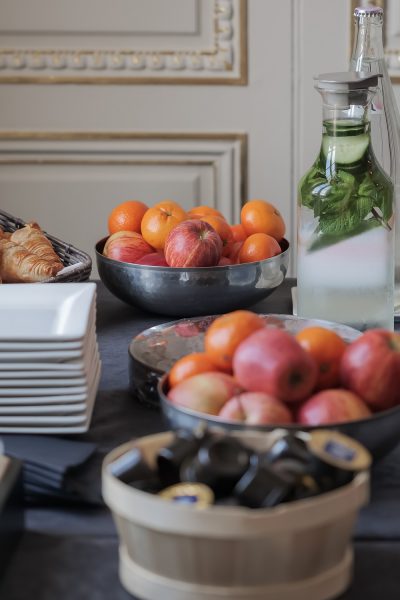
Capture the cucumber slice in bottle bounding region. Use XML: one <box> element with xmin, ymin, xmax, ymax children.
<box><xmin>322</xmin><ymin>133</ymin><xmax>369</xmax><ymax>165</ymax></box>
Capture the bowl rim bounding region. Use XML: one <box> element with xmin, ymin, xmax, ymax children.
<box><xmin>158</xmin><ymin>372</ymin><xmax>400</xmax><ymax>431</ymax></box>
<box><xmin>129</xmin><ymin>313</ymin><xmax>361</xmax><ymax>374</ymax></box>
<box><xmin>95</xmin><ymin>236</ymin><xmax>290</xmax><ymax>272</ymax></box>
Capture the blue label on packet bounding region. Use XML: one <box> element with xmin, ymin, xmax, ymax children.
<box><xmin>172</xmin><ymin>494</ymin><xmax>198</xmax><ymax>504</ymax></box>
<box><xmin>324</xmin><ymin>440</ymin><xmax>356</xmax><ymax>462</ymax></box>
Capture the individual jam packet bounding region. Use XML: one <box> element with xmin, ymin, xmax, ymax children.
<box><xmin>159</xmin><ymin>482</ymin><xmax>214</xmax><ymax>508</ymax></box>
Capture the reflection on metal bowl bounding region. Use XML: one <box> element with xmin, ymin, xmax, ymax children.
<box><xmin>95</xmin><ymin>237</ymin><xmax>290</xmax><ymax>317</ymax></box>
<box><xmin>158</xmin><ymin>374</ymin><xmax>400</xmax><ymax>461</ymax></box>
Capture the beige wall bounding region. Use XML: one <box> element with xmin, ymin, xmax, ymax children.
<box><xmin>0</xmin><ymin>0</ymin><xmax>351</xmax><ymax>275</ymax></box>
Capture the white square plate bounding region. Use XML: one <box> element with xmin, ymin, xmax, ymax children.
<box><xmin>0</xmin><ymin>283</ymin><xmax>96</xmax><ymax>341</ymax></box>
<box><xmin>0</xmin><ymin>359</ymin><xmax>100</xmax><ymax>430</ymax></box>
<box><xmin>0</xmin><ymin>402</ymin><xmax>87</xmax><ymax>415</ymax></box>
<box><xmin>0</xmin><ymin>320</ymin><xmax>97</xmax><ymax>363</ymax></box>
<box><xmin>0</xmin><ymin>361</ymin><xmax>86</xmax><ymax>373</ymax></box>
<box><xmin>0</xmin><ymin>307</ymin><xmax>96</xmax><ymax>351</ymax></box>
<box><xmin>0</xmin><ymin>370</ymin><xmax>85</xmax><ymax>380</ymax></box>
<box><xmin>0</xmin><ymin>413</ymin><xmax>88</xmax><ymax>425</ymax></box>
<box><xmin>0</xmin><ymin>354</ymin><xmax>100</xmax><ymax>405</ymax></box>
<box><xmin>0</xmin><ymin>340</ymin><xmax>98</xmax><ymax>389</ymax></box>
<box><xmin>0</xmin><ymin>375</ymin><xmax>87</xmax><ymax>387</ymax></box>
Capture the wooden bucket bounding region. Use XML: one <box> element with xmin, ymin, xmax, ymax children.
<box><xmin>102</xmin><ymin>431</ymin><xmax>369</xmax><ymax>600</ymax></box>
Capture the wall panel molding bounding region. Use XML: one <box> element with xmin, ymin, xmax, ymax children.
<box><xmin>0</xmin><ymin>0</ymin><xmax>247</xmax><ymax>84</ymax></box>
<box><xmin>0</xmin><ymin>130</ymin><xmax>247</xmax><ymax>222</ymax></box>
<box><xmin>0</xmin><ymin>132</ymin><xmax>247</xmax><ymax>271</ymax></box>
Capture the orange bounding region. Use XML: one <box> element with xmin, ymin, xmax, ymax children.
<box><xmin>200</xmin><ymin>215</ymin><xmax>234</xmax><ymax>257</ymax></box>
<box><xmin>141</xmin><ymin>200</ymin><xmax>186</xmax><ymax>251</ymax></box>
<box><xmin>108</xmin><ymin>200</ymin><xmax>149</xmax><ymax>235</ymax></box>
<box><xmin>230</xmin><ymin>223</ymin><xmax>247</xmax><ymax>243</ymax></box>
<box><xmin>295</xmin><ymin>326</ymin><xmax>347</xmax><ymax>390</ymax></box>
<box><xmin>204</xmin><ymin>310</ymin><xmax>265</xmax><ymax>371</ymax></box>
<box><xmin>187</xmin><ymin>206</ymin><xmax>225</xmax><ymax>220</ymax></box>
<box><xmin>169</xmin><ymin>352</ymin><xmax>219</xmax><ymax>388</ymax></box>
<box><xmin>238</xmin><ymin>233</ymin><xmax>281</xmax><ymax>263</ymax></box>
<box><xmin>241</xmin><ymin>200</ymin><xmax>286</xmax><ymax>241</ymax></box>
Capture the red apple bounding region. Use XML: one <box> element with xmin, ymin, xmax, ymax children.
<box><xmin>135</xmin><ymin>252</ymin><xmax>169</xmax><ymax>266</ymax></box>
<box><xmin>229</xmin><ymin>241</ymin><xmax>243</xmax><ymax>263</ymax></box>
<box><xmin>340</xmin><ymin>329</ymin><xmax>400</xmax><ymax>410</ymax></box>
<box><xmin>218</xmin><ymin>256</ymin><xmax>233</xmax><ymax>266</ymax></box>
<box><xmin>233</xmin><ymin>328</ymin><xmax>318</xmax><ymax>403</ymax></box>
<box><xmin>219</xmin><ymin>392</ymin><xmax>293</xmax><ymax>425</ymax></box>
<box><xmin>104</xmin><ymin>231</ymin><xmax>154</xmax><ymax>263</ymax></box>
<box><xmin>164</xmin><ymin>220</ymin><xmax>222</xmax><ymax>267</ymax></box>
<box><xmin>298</xmin><ymin>389</ymin><xmax>371</xmax><ymax>425</ymax></box>
<box><xmin>167</xmin><ymin>371</ymin><xmax>241</xmax><ymax>415</ymax></box>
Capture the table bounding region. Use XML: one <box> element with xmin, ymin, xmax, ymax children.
<box><xmin>1</xmin><ymin>279</ymin><xmax>400</xmax><ymax>600</ymax></box>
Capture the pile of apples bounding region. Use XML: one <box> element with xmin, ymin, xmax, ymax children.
<box><xmin>167</xmin><ymin>312</ymin><xmax>400</xmax><ymax>426</ymax></box>
<box><xmin>103</xmin><ymin>198</ymin><xmax>286</xmax><ymax>267</ymax></box>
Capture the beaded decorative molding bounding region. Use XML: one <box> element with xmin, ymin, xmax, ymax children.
<box><xmin>0</xmin><ymin>0</ymin><xmax>247</xmax><ymax>84</ymax></box>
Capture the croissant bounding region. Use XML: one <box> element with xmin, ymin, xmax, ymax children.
<box><xmin>11</xmin><ymin>222</ymin><xmax>63</xmax><ymax>267</ymax></box>
<box><xmin>0</xmin><ymin>239</ymin><xmax>63</xmax><ymax>283</ymax></box>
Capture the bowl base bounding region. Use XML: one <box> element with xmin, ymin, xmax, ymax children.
<box><xmin>119</xmin><ymin>544</ymin><xmax>353</xmax><ymax>600</ymax></box>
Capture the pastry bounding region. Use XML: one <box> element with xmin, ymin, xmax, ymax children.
<box><xmin>0</xmin><ymin>239</ymin><xmax>63</xmax><ymax>283</ymax></box>
<box><xmin>11</xmin><ymin>222</ymin><xmax>63</xmax><ymax>267</ymax></box>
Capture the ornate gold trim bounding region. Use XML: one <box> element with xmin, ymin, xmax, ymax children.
<box><xmin>0</xmin><ymin>0</ymin><xmax>248</xmax><ymax>85</ymax></box>
<box><xmin>0</xmin><ymin>131</ymin><xmax>248</xmax><ymax>205</ymax></box>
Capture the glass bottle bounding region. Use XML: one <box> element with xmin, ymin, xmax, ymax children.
<box><xmin>297</xmin><ymin>72</ymin><xmax>394</xmax><ymax>331</ymax></box>
<box><xmin>350</xmin><ymin>6</ymin><xmax>400</xmax><ymax>281</ymax></box>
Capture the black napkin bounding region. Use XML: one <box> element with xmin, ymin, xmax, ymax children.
<box><xmin>1</xmin><ymin>435</ymin><xmax>99</xmax><ymax>505</ymax></box>
<box><xmin>2</xmin><ymin>435</ymin><xmax>96</xmax><ymax>474</ymax></box>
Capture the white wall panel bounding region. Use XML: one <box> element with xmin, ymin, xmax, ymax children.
<box><xmin>0</xmin><ymin>135</ymin><xmax>245</xmax><ymax>275</ymax></box>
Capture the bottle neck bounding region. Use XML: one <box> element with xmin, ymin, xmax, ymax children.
<box><xmin>351</xmin><ymin>17</ymin><xmax>385</xmax><ymax>70</ymax></box>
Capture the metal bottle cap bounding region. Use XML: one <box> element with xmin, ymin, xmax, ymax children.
<box><xmin>159</xmin><ymin>483</ymin><xmax>214</xmax><ymax>508</ymax></box>
<box><xmin>354</xmin><ymin>6</ymin><xmax>383</xmax><ymax>23</ymax></box>
<box><xmin>306</xmin><ymin>430</ymin><xmax>372</xmax><ymax>472</ymax></box>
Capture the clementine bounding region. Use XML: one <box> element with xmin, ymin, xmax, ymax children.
<box><xmin>238</xmin><ymin>233</ymin><xmax>281</xmax><ymax>263</ymax></box>
<box><xmin>141</xmin><ymin>200</ymin><xmax>186</xmax><ymax>251</ymax></box>
<box><xmin>108</xmin><ymin>200</ymin><xmax>149</xmax><ymax>235</ymax></box>
<box><xmin>187</xmin><ymin>206</ymin><xmax>225</xmax><ymax>220</ymax></box>
<box><xmin>204</xmin><ymin>310</ymin><xmax>265</xmax><ymax>371</ymax></box>
<box><xmin>169</xmin><ymin>352</ymin><xmax>219</xmax><ymax>388</ymax></box>
<box><xmin>295</xmin><ymin>326</ymin><xmax>347</xmax><ymax>390</ymax></box>
<box><xmin>241</xmin><ymin>200</ymin><xmax>286</xmax><ymax>241</ymax></box>
<box><xmin>200</xmin><ymin>215</ymin><xmax>234</xmax><ymax>256</ymax></box>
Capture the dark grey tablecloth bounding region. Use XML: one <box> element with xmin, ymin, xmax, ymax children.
<box><xmin>2</xmin><ymin>279</ymin><xmax>400</xmax><ymax>600</ymax></box>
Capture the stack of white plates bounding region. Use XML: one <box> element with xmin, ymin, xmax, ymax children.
<box><xmin>0</xmin><ymin>283</ymin><xmax>101</xmax><ymax>434</ymax></box>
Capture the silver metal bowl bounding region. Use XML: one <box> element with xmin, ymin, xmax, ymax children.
<box><xmin>128</xmin><ymin>313</ymin><xmax>360</xmax><ymax>408</ymax></box>
<box><xmin>158</xmin><ymin>374</ymin><xmax>400</xmax><ymax>461</ymax></box>
<box><xmin>95</xmin><ymin>237</ymin><xmax>290</xmax><ymax>317</ymax></box>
